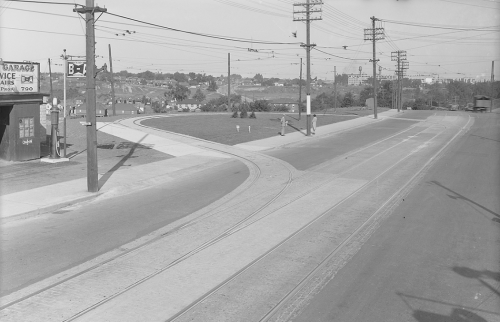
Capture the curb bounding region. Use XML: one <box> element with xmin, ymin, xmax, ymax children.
<box><xmin>1</xmin><ymin>193</ymin><xmax>100</xmax><ymax>224</ymax></box>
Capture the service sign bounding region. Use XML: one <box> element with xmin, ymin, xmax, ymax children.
<box><xmin>0</xmin><ymin>61</ymin><xmax>40</xmax><ymax>94</ymax></box>
<box><xmin>67</xmin><ymin>61</ymin><xmax>86</xmax><ymax>78</ymax></box>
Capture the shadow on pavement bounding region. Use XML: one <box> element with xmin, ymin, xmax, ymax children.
<box><xmin>429</xmin><ymin>181</ymin><xmax>500</xmax><ymax>219</ymax></box>
<box><xmin>452</xmin><ymin>266</ymin><xmax>500</xmax><ymax>298</ymax></box>
<box><xmin>413</xmin><ymin>308</ymin><xmax>488</xmax><ymax>322</ymax></box>
<box><xmin>397</xmin><ymin>292</ymin><xmax>496</xmax><ymax>322</ymax></box>
<box><xmin>98</xmin><ymin>133</ymin><xmax>148</xmax><ymax>190</ymax></box>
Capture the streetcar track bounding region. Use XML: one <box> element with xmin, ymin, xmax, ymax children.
<box><xmin>1</xmin><ymin>116</ymin><xmax>436</xmax><ymax>312</ymax></box>
<box><xmin>259</xmin><ymin>115</ymin><xmax>473</xmax><ymax>322</ymax></box>
<box><xmin>167</xmin><ymin>123</ymin><xmax>453</xmax><ymax>322</ymax></box>
<box><xmin>0</xmin><ymin>114</ymin><xmax>462</xmax><ymax>321</ymax></box>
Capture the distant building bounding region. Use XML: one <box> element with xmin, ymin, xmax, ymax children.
<box><xmin>177</xmin><ymin>99</ymin><xmax>202</xmax><ymax>111</ymax></box>
<box><xmin>348</xmin><ymin>73</ymin><xmax>369</xmax><ymax>86</ymax></box>
<box><xmin>269</xmin><ymin>99</ymin><xmax>298</xmax><ymax>112</ymax></box>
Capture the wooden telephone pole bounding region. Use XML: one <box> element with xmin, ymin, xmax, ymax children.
<box><xmin>364</xmin><ymin>17</ymin><xmax>385</xmax><ymax>119</ymax></box>
<box><xmin>109</xmin><ymin>44</ymin><xmax>116</xmax><ymax>116</ymax></box>
<box><xmin>299</xmin><ymin>57</ymin><xmax>303</xmax><ymax>120</ymax></box>
<box><xmin>294</xmin><ymin>0</ymin><xmax>323</xmax><ymax>136</ymax></box>
<box><xmin>74</xmin><ymin>0</ymin><xmax>107</xmax><ymax>192</ymax></box>
<box><xmin>228</xmin><ymin>53</ymin><xmax>231</xmax><ymax>112</ymax></box>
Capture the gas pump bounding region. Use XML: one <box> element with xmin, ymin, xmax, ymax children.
<box><xmin>50</xmin><ymin>98</ymin><xmax>60</xmax><ymax>159</ymax></box>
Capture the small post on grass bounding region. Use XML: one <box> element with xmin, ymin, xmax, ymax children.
<box><xmin>248</xmin><ymin>126</ymin><xmax>251</xmax><ymax>133</ymax></box>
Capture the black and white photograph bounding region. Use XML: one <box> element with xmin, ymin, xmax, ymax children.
<box><xmin>0</xmin><ymin>0</ymin><xmax>499</xmax><ymax>321</ymax></box>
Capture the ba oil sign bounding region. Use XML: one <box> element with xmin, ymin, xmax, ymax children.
<box><xmin>0</xmin><ymin>61</ymin><xmax>40</xmax><ymax>94</ymax></box>
<box><xmin>67</xmin><ymin>61</ymin><xmax>86</xmax><ymax>78</ymax></box>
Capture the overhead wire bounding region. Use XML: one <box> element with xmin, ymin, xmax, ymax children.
<box><xmin>104</xmin><ymin>11</ymin><xmax>301</xmax><ymax>45</ymax></box>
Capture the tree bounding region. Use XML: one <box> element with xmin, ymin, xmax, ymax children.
<box><xmin>311</xmin><ymin>92</ymin><xmax>335</xmax><ymax>111</ymax></box>
<box><xmin>137</xmin><ymin>70</ymin><xmax>155</xmax><ymax>80</ymax></box>
<box><xmin>207</xmin><ymin>80</ymin><xmax>218</xmax><ymax>92</ymax></box>
<box><xmin>253</xmin><ymin>73</ymin><xmax>264</xmax><ymax>84</ymax></box>
<box><xmin>358</xmin><ymin>86</ymin><xmax>373</xmax><ymax>106</ymax></box>
<box><xmin>249</xmin><ymin>99</ymin><xmax>271</xmax><ymax>112</ymax></box>
<box><xmin>341</xmin><ymin>91</ymin><xmax>354</xmax><ymax>107</ymax></box>
<box><xmin>378</xmin><ymin>81</ymin><xmax>393</xmax><ymax>108</ymax></box>
<box><xmin>192</xmin><ymin>88</ymin><xmax>206</xmax><ymax>102</ymax></box>
<box><xmin>173</xmin><ymin>72</ymin><xmax>188</xmax><ymax>83</ymax></box>
<box><xmin>165</xmin><ymin>84</ymin><xmax>190</xmax><ymax>101</ymax></box>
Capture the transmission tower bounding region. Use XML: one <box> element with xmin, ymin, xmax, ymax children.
<box><xmin>293</xmin><ymin>0</ymin><xmax>323</xmax><ymax>136</ymax></box>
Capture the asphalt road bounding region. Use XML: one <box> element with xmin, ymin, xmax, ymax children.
<box><xmin>0</xmin><ymin>159</ymin><xmax>248</xmax><ymax>296</ymax></box>
<box><xmin>0</xmin><ymin>111</ymin><xmax>427</xmax><ymax>299</ymax></box>
<box><xmin>265</xmin><ymin>114</ymin><xmax>427</xmax><ymax>170</ymax></box>
<box><xmin>4</xmin><ymin>110</ymin><xmax>496</xmax><ymax>322</ymax></box>
<box><xmin>292</xmin><ymin>111</ymin><xmax>500</xmax><ymax>322</ymax></box>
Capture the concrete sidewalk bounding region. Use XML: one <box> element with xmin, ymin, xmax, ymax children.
<box><xmin>0</xmin><ymin>109</ymin><xmax>400</xmax><ymax>222</ymax></box>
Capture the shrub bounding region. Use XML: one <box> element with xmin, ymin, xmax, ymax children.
<box><xmin>249</xmin><ymin>111</ymin><xmax>256</xmax><ymax>118</ymax></box>
<box><xmin>231</xmin><ymin>111</ymin><xmax>239</xmax><ymax>118</ymax></box>
<box><xmin>240</xmin><ymin>110</ymin><xmax>248</xmax><ymax>118</ymax></box>
<box><xmin>274</xmin><ymin>104</ymin><xmax>289</xmax><ymax>112</ymax></box>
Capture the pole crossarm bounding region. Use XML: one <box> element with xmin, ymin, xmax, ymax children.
<box><xmin>293</xmin><ymin>1</ymin><xmax>323</xmax><ymax>5</ymax></box>
<box><xmin>293</xmin><ymin>17</ymin><xmax>322</xmax><ymax>21</ymax></box>
<box><xmin>391</xmin><ymin>50</ymin><xmax>407</xmax><ymax>61</ymax></box>
<box><xmin>364</xmin><ymin>28</ymin><xmax>385</xmax><ymax>41</ymax></box>
<box><xmin>73</xmin><ymin>6</ymin><xmax>107</xmax><ymax>13</ymax></box>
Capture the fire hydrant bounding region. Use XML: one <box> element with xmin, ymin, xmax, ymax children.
<box><xmin>50</xmin><ymin>98</ymin><xmax>60</xmax><ymax>159</ymax></box>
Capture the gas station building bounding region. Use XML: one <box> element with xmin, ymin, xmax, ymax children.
<box><xmin>0</xmin><ymin>61</ymin><xmax>48</xmax><ymax>161</ymax></box>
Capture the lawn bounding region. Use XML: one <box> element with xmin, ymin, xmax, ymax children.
<box><xmin>140</xmin><ymin>107</ymin><xmax>386</xmax><ymax>146</ymax></box>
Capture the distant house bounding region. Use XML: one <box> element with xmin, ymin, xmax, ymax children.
<box><xmin>269</xmin><ymin>99</ymin><xmax>298</xmax><ymax>112</ymax></box>
<box><xmin>75</xmin><ymin>102</ymin><xmax>108</xmax><ymax>117</ymax></box>
<box><xmin>177</xmin><ymin>99</ymin><xmax>202</xmax><ymax>111</ymax></box>
<box><xmin>115</xmin><ymin>103</ymin><xmax>138</xmax><ymax>114</ymax></box>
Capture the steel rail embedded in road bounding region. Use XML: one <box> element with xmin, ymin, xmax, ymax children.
<box><xmin>0</xmin><ymin>114</ymin><xmax>471</xmax><ymax>322</ymax></box>
<box><xmin>260</xmin><ymin>115</ymin><xmax>473</xmax><ymax>322</ymax></box>
<box><xmin>166</xmin><ymin>119</ymin><xmax>459</xmax><ymax>322</ymax></box>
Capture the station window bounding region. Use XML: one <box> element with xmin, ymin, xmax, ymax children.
<box><xmin>19</xmin><ymin>117</ymin><xmax>34</xmax><ymax>138</ymax></box>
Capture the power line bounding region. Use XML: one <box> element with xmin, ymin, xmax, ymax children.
<box><xmin>313</xmin><ymin>47</ymin><xmax>365</xmax><ymax>61</ymax></box>
<box><xmin>380</xmin><ymin>18</ymin><xmax>500</xmax><ymax>31</ymax></box>
<box><xmin>105</xmin><ymin>11</ymin><xmax>301</xmax><ymax>45</ymax></box>
<box><xmin>5</xmin><ymin>0</ymin><xmax>82</xmax><ymax>6</ymax></box>
<box><xmin>437</xmin><ymin>0</ymin><xmax>498</xmax><ymax>9</ymax></box>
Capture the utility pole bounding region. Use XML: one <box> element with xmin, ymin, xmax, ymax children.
<box><xmin>392</xmin><ymin>50</ymin><xmax>408</xmax><ymax>112</ymax></box>
<box><xmin>109</xmin><ymin>44</ymin><xmax>116</xmax><ymax>116</ymax></box>
<box><xmin>364</xmin><ymin>17</ymin><xmax>385</xmax><ymax>119</ymax></box>
<box><xmin>61</xmin><ymin>49</ymin><xmax>68</xmax><ymax>157</ymax></box>
<box><xmin>299</xmin><ymin>57</ymin><xmax>303</xmax><ymax>120</ymax></box>
<box><xmin>74</xmin><ymin>0</ymin><xmax>107</xmax><ymax>193</ymax></box>
<box><xmin>491</xmin><ymin>60</ymin><xmax>495</xmax><ymax>113</ymax></box>
<box><xmin>334</xmin><ymin>65</ymin><xmax>337</xmax><ymax>113</ymax></box>
<box><xmin>48</xmin><ymin>58</ymin><xmax>53</xmax><ymax>97</ymax></box>
<box><xmin>228</xmin><ymin>53</ymin><xmax>231</xmax><ymax>112</ymax></box>
<box><xmin>294</xmin><ymin>0</ymin><xmax>322</xmax><ymax>136</ymax></box>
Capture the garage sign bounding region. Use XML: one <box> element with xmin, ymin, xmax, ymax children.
<box><xmin>0</xmin><ymin>61</ymin><xmax>40</xmax><ymax>93</ymax></box>
<box><xmin>67</xmin><ymin>61</ymin><xmax>86</xmax><ymax>78</ymax></box>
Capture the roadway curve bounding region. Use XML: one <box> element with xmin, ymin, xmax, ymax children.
<box><xmin>288</xmin><ymin>110</ymin><xmax>500</xmax><ymax>322</ymax></box>
<box><xmin>0</xmin><ymin>111</ymin><xmax>479</xmax><ymax>322</ymax></box>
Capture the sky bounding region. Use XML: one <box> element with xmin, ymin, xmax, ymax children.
<box><xmin>1</xmin><ymin>0</ymin><xmax>499</xmax><ymax>81</ymax></box>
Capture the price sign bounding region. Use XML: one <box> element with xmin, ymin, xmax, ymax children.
<box><xmin>0</xmin><ymin>61</ymin><xmax>40</xmax><ymax>93</ymax></box>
